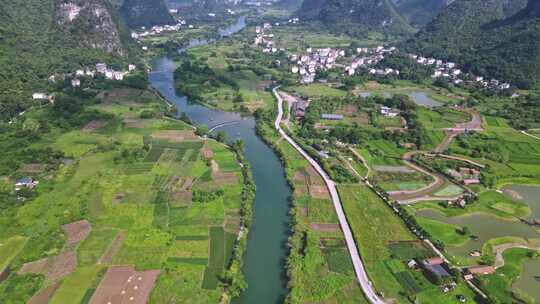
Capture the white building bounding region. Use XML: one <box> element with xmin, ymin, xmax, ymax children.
<box><xmin>96</xmin><ymin>63</ymin><xmax>107</xmax><ymax>74</ymax></box>
<box><xmin>71</xmin><ymin>79</ymin><xmax>81</xmax><ymax>87</ymax></box>
<box><xmin>32</xmin><ymin>93</ymin><xmax>49</xmax><ymax>100</ymax></box>
<box><xmin>113</xmin><ymin>71</ymin><xmax>125</xmax><ymax>81</ymax></box>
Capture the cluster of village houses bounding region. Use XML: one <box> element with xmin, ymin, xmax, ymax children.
<box><xmin>409</xmin><ymin>54</ymin><xmax>511</xmax><ymax>90</ymax></box>
<box><xmin>287</xmin><ymin>45</ymin><xmax>399</xmax><ymax>84</ymax></box>
<box><xmin>253</xmin><ymin>23</ymin><xmax>513</xmax><ymax>90</ymax></box>
<box><xmin>32</xmin><ymin>63</ymin><xmax>137</xmax><ymax>102</ymax></box>
<box><xmin>131</xmin><ymin>21</ymin><xmax>189</xmax><ymax>41</ymax></box>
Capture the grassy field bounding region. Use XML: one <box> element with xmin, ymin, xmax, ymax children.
<box><xmin>410</xmin><ymin>190</ymin><xmax>530</xmax><ymax>219</ymax></box>
<box><xmin>0</xmin><ymin>88</ymin><xmax>246</xmax><ymax>303</ymax></box>
<box><xmin>0</xmin><ymin>236</ymin><xmax>28</xmax><ymax>274</ymax></box>
<box><xmin>288</xmin><ymin>84</ymin><xmax>347</xmax><ymax>98</ymax></box>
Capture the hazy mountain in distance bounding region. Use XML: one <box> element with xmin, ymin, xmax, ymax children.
<box><xmin>297</xmin><ymin>0</ymin><xmax>414</xmax><ymax>34</ymax></box>
<box><xmin>120</xmin><ymin>0</ymin><xmax>175</xmax><ymax>28</ymax></box>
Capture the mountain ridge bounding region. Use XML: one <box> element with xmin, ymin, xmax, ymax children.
<box><xmin>120</xmin><ymin>0</ymin><xmax>175</xmax><ymax>28</ymax></box>
<box><xmin>297</xmin><ymin>0</ymin><xmax>414</xmax><ymax>35</ymax></box>
<box><xmin>405</xmin><ymin>0</ymin><xmax>539</xmax><ymax>88</ymax></box>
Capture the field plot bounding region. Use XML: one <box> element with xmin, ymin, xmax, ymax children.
<box><xmin>89</xmin><ymin>266</ymin><xmax>160</xmax><ymax>304</ymax></box>
<box><xmin>0</xmin><ymin>236</ymin><xmax>28</xmax><ymax>275</ymax></box>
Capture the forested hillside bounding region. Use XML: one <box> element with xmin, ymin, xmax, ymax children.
<box><xmin>297</xmin><ymin>0</ymin><xmax>414</xmax><ymax>35</ymax></box>
<box><xmin>0</xmin><ymin>0</ymin><xmax>136</xmax><ymax>121</ymax></box>
<box><xmin>405</xmin><ymin>0</ymin><xmax>539</xmax><ymax>88</ymax></box>
<box><xmin>120</xmin><ymin>0</ymin><xmax>175</xmax><ymax>28</ymax></box>
<box><xmin>393</xmin><ymin>0</ymin><xmax>454</xmax><ymax>27</ymax></box>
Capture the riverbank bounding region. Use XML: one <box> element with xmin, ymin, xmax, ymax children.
<box><xmin>148</xmin><ymin>31</ymin><xmax>294</xmax><ymax>303</ymax></box>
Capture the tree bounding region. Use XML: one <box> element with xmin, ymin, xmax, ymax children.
<box><xmin>195</xmin><ymin>124</ymin><xmax>209</xmax><ymax>136</ymax></box>
<box><xmin>215</xmin><ymin>131</ymin><xmax>227</xmax><ymax>143</ymax></box>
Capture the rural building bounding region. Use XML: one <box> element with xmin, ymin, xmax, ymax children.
<box><xmin>113</xmin><ymin>71</ymin><xmax>125</xmax><ymax>81</ymax></box>
<box><xmin>463</xmin><ymin>179</ymin><xmax>480</xmax><ymax>185</ymax></box>
<box><xmin>96</xmin><ymin>63</ymin><xmax>107</xmax><ymax>73</ymax></box>
<box><xmin>321</xmin><ymin>114</ymin><xmax>344</xmax><ymax>121</ymax></box>
<box><xmin>421</xmin><ymin>257</ymin><xmax>451</xmax><ymax>282</ymax></box>
<box><xmin>71</xmin><ymin>79</ymin><xmax>81</xmax><ymax>87</ymax></box>
<box><xmin>380</xmin><ymin>106</ymin><xmax>400</xmax><ymax>118</ymax></box>
<box><xmin>466</xmin><ymin>265</ymin><xmax>495</xmax><ymax>276</ymax></box>
<box><xmin>292</xmin><ymin>100</ymin><xmax>309</xmax><ymax>119</ymax></box>
<box><xmin>129</xmin><ymin>64</ymin><xmax>137</xmax><ymax>72</ymax></box>
<box><xmin>15</xmin><ymin>177</ymin><xmax>38</xmax><ymax>191</ymax></box>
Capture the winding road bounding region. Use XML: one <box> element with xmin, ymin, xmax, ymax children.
<box><xmin>273</xmin><ymin>87</ymin><xmax>386</xmax><ymax>304</ymax></box>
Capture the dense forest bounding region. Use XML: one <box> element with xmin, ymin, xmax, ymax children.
<box><xmin>120</xmin><ymin>0</ymin><xmax>175</xmax><ymax>28</ymax></box>
<box><xmin>393</xmin><ymin>0</ymin><xmax>453</xmax><ymax>27</ymax></box>
<box><xmin>405</xmin><ymin>0</ymin><xmax>540</xmax><ymax>88</ymax></box>
<box><xmin>0</xmin><ymin>0</ymin><xmax>137</xmax><ymax>121</ymax></box>
<box><xmin>296</xmin><ymin>0</ymin><xmax>414</xmax><ymax>35</ymax></box>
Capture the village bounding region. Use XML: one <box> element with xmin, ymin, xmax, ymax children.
<box><xmin>253</xmin><ymin>21</ymin><xmax>513</xmax><ymax>91</ymax></box>
<box><xmin>31</xmin><ymin>62</ymin><xmax>138</xmax><ymax>104</ymax></box>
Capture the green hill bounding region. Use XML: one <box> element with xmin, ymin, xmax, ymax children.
<box><xmin>0</xmin><ymin>0</ymin><xmax>135</xmax><ymax>120</ymax></box>
<box><xmin>297</xmin><ymin>0</ymin><xmax>415</xmax><ymax>35</ymax></box>
<box><xmin>393</xmin><ymin>0</ymin><xmax>453</xmax><ymax>27</ymax></box>
<box><xmin>120</xmin><ymin>0</ymin><xmax>175</xmax><ymax>28</ymax></box>
<box><xmin>405</xmin><ymin>0</ymin><xmax>539</xmax><ymax>88</ymax></box>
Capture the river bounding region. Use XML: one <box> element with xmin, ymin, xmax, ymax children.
<box><xmin>149</xmin><ymin>16</ymin><xmax>291</xmax><ymax>303</ymax></box>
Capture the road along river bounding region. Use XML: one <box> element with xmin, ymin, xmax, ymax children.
<box><xmin>273</xmin><ymin>87</ymin><xmax>386</xmax><ymax>304</ymax></box>
<box><xmin>149</xmin><ymin>17</ymin><xmax>292</xmax><ymax>304</ymax></box>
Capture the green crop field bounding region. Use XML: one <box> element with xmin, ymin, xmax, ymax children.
<box><xmin>77</xmin><ymin>228</ymin><xmax>119</xmax><ymax>266</ymax></box>
<box><xmin>388</xmin><ymin>241</ymin><xmax>435</xmax><ymax>261</ymax></box>
<box><xmin>289</xmin><ymin>84</ymin><xmax>347</xmax><ymax>98</ymax></box>
<box><xmin>324</xmin><ymin>248</ymin><xmax>354</xmax><ymax>275</ymax></box>
<box><xmin>202</xmin><ymin>226</ymin><xmax>226</xmax><ymax>289</ymax></box>
<box><xmin>0</xmin><ymin>236</ymin><xmax>28</xmax><ymax>272</ymax></box>
<box><xmin>49</xmin><ymin>266</ymin><xmax>104</xmax><ymax>304</ymax></box>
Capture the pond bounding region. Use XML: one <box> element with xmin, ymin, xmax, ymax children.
<box><xmin>357</xmin><ymin>90</ymin><xmax>442</xmax><ymax>107</ymax></box>
<box><xmin>512</xmin><ymin>257</ymin><xmax>540</xmax><ymax>302</ymax></box>
<box><xmin>416</xmin><ymin>209</ymin><xmax>540</xmax><ymax>257</ymax></box>
<box><xmin>503</xmin><ymin>184</ymin><xmax>540</xmax><ymax>220</ymax></box>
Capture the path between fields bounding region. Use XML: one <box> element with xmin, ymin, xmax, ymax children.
<box><xmin>394</xmin><ymin>109</ymin><xmax>482</xmax><ymax>203</ymax></box>
<box><xmin>493</xmin><ymin>243</ymin><xmax>539</xmax><ymax>269</ymax></box>
<box><xmin>389</xmin><ymin>151</ymin><xmax>446</xmax><ymax>203</ymax></box>
<box><xmin>348</xmin><ymin>147</ymin><xmax>371</xmax><ymax>180</ymax></box>
<box><xmin>273</xmin><ymin>87</ymin><xmax>386</xmax><ymax>304</ymax></box>
<box><xmin>436</xmin><ymin>109</ymin><xmax>482</xmax><ymax>153</ymax></box>
<box><xmin>522</xmin><ymin>130</ymin><xmax>540</xmax><ymax>141</ymax></box>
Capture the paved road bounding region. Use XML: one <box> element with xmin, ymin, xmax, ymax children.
<box><xmin>273</xmin><ymin>87</ymin><xmax>386</xmax><ymax>304</ymax></box>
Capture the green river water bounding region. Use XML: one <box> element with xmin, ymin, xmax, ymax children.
<box><xmin>149</xmin><ymin>16</ymin><xmax>291</xmax><ymax>303</ymax></box>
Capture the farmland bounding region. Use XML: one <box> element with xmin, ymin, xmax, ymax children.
<box><xmin>0</xmin><ymin>88</ymin><xmax>248</xmax><ymax>303</ymax></box>
<box><xmin>338</xmin><ymin>185</ymin><xmax>476</xmax><ymax>303</ymax></box>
